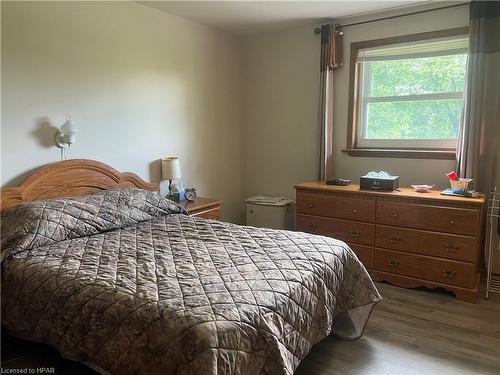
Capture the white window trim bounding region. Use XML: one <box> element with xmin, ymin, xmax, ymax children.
<box><xmin>355</xmin><ymin>49</ymin><xmax>466</xmax><ymax>150</ymax></box>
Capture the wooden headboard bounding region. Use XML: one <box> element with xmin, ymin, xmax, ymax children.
<box><xmin>0</xmin><ymin>159</ymin><xmax>159</xmax><ymax>211</ymax></box>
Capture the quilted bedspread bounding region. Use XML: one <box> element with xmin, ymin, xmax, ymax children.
<box><xmin>1</xmin><ymin>188</ymin><xmax>381</xmax><ymax>375</ymax></box>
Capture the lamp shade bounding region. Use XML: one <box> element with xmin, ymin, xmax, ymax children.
<box><xmin>161</xmin><ymin>157</ymin><xmax>182</xmax><ymax>180</ymax></box>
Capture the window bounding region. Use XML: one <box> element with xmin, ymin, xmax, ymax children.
<box><xmin>346</xmin><ymin>28</ymin><xmax>469</xmax><ymax>158</ymax></box>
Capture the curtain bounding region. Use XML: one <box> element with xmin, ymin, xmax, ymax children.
<box><xmin>319</xmin><ymin>24</ymin><xmax>343</xmax><ymax>182</ymax></box>
<box><xmin>456</xmin><ymin>1</ymin><xmax>500</xmax><ymax>194</ymax></box>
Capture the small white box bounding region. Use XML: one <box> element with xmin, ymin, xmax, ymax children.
<box><xmin>246</xmin><ymin>196</ymin><xmax>294</xmax><ymax>230</ymax></box>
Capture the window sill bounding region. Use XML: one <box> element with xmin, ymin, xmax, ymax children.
<box><xmin>342</xmin><ymin>148</ymin><xmax>456</xmax><ymax>160</ymax></box>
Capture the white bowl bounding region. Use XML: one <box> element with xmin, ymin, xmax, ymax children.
<box><xmin>411</xmin><ymin>184</ymin><xmax>434</xmax><ymax>192</ymax></box>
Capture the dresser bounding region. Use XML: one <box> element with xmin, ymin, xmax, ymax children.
<box><xmin>178</xmin><ymin>197</ymin><xmax>222</xmax><ymax>220</ymax></box>
<box><xmin>295</xmin><ymin>182</ymin><xmax>485</xmax><ymax>303</ymax></box>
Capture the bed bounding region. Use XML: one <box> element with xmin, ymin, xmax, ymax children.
<box><xmin>1</xmin><ymin>159</ymin><xmax>381</xmax><ymax>375</ymax></box>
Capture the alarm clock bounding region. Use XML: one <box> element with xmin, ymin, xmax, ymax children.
<box><xmin>185</xmin><ymin>186</ymin><xmax>197</xmax><ymax>201</ymax></box>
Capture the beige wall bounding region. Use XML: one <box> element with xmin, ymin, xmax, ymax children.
<box><xmin>241</xmin><ymin>23</ymin><xmax>320</xmax><ymax>200</ymax></box>
<box><xmin>241</xmin><ymin>5</ymin><xmax>469</xmax><ymax>201</ymax></box>
<box><xmin>1</xmin><ymin>1</ymin><xmax>242</xmax><ymax>222</ymax></box>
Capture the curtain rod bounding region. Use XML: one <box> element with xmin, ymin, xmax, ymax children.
<box><xmin>314</xmin><ymin>3</ymin><xmax>468</xmax><ymax>34</ymax></box>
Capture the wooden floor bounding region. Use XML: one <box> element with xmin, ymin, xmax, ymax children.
<box><xmin>2</xmin><ymin>282</ymin><xmax>500</xmax><ymax>374</ymax></box>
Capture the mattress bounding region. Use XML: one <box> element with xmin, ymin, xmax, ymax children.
<box><xmin>1</xmin><ymin>188</ymin><xmax>381</xmax><ymax>374</ymax></box>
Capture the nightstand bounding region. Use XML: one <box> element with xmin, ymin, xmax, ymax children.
<box><xmin>178</xmin><ymin>197</ymin><xmax>222</xmax><ymax>220</ymax></box>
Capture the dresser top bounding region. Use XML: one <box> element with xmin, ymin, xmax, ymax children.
<box><xmin>295</xmin><ymin>181</ymin><xmax>485</xmax><ymax>205</ymax></box>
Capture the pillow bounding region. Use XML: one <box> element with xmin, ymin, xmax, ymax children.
<box><xmin>1</xmin><ymin>188</ymin><xmax>186</xmax><ymax>260</ymax></box>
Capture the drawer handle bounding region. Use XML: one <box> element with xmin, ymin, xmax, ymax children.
<box><xmin>393</xmin><ymin>213</ymin><xmax>399</xmax><ymax>219</ymax></box>
<box><xmin>387</xmin><ymin>259</ymin><xmax>400</xmax><ymax>268</ymax></box>
<box><xmin>443</xmin><ymin>244</ymin><xmax>458</xmax><ymax>253</ymax></box>
<box><xmin>389</xmin><ymin>236</ymin><xmax>401</xmax><ymax>244</ymax></box>
<box><xmin>308</xmin><ymin>223</ymin><xmax>318</xmax><ymax>229</ymax></box>
<box><xmin>442</xmin><ymin>270</ymin><xmax>456</xmax><ymax>278</ymax></box>
<box><xmin>353</xmin><ymin>209</ymin><xmax>358</xmax><ymax>214</ymax></box>
<box><xmin>350</xmin><ymin>230</ymin><xmax>361</xmax><ymax>238</ymax></box>
<box><xmin>308</xmin><ymin>204</ymin><xmax>314</xmax><ymax>208</ymax></box>
<box><xmin>449</xmin><ymin>219</ymin><xmax>455</xmax><ymax>225</ymax></box>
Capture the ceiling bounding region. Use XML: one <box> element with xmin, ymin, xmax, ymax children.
<box><xmin>140</xmin><ymin>1</ymin><xmax>429</xmax><ymax>36</ymax></box>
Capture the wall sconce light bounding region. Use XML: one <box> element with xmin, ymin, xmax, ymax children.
<box><xmin>55</xmin><ymin>116</ymin><xmax>78</xmax><ymax>149</ymax></box>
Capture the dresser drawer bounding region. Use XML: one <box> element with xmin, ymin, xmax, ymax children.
<box><xmin>348</xmin><ymin>243</ymin><xmax>373</xmax><ymax>269</ymax></box>
<box><xmin>376</xmin><ymin>201</ymin><xmax>479</xmax><ymax>236</ymax></box>
<box><xmin>375</xmin><ymin>225</ymin><xmax>476</xmax><ymax>263</ymax></box>
<box><xmin>296</xmin><ymin>214</ymin><xmax>374</xmax><ymax>246</ymax></box>
<box><xmin>374</xmin><ymin>248</ymin><xmax>474</xmax><ymax>288</ymax></box>
<box><xmin>296</xmin><ymin>191</ymin><xmax>375</xmax><ymax>222</ymax></box>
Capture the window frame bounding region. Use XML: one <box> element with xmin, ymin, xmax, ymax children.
<box><xmin>344</xmin><ymin>27</ymin><xmax>469</xmax><ymax>159</ymax></box>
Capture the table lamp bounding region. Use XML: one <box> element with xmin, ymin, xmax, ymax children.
<box><xmin>161</xmin><ymin>157</ymin><xmax>182</xmax><ymax>197</ymax></box>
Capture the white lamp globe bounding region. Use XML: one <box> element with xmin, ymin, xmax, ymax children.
<box><xmin>61</xmin><ymin>116</ymin><xmax>78</xmax><ymax>145</ymax></box>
